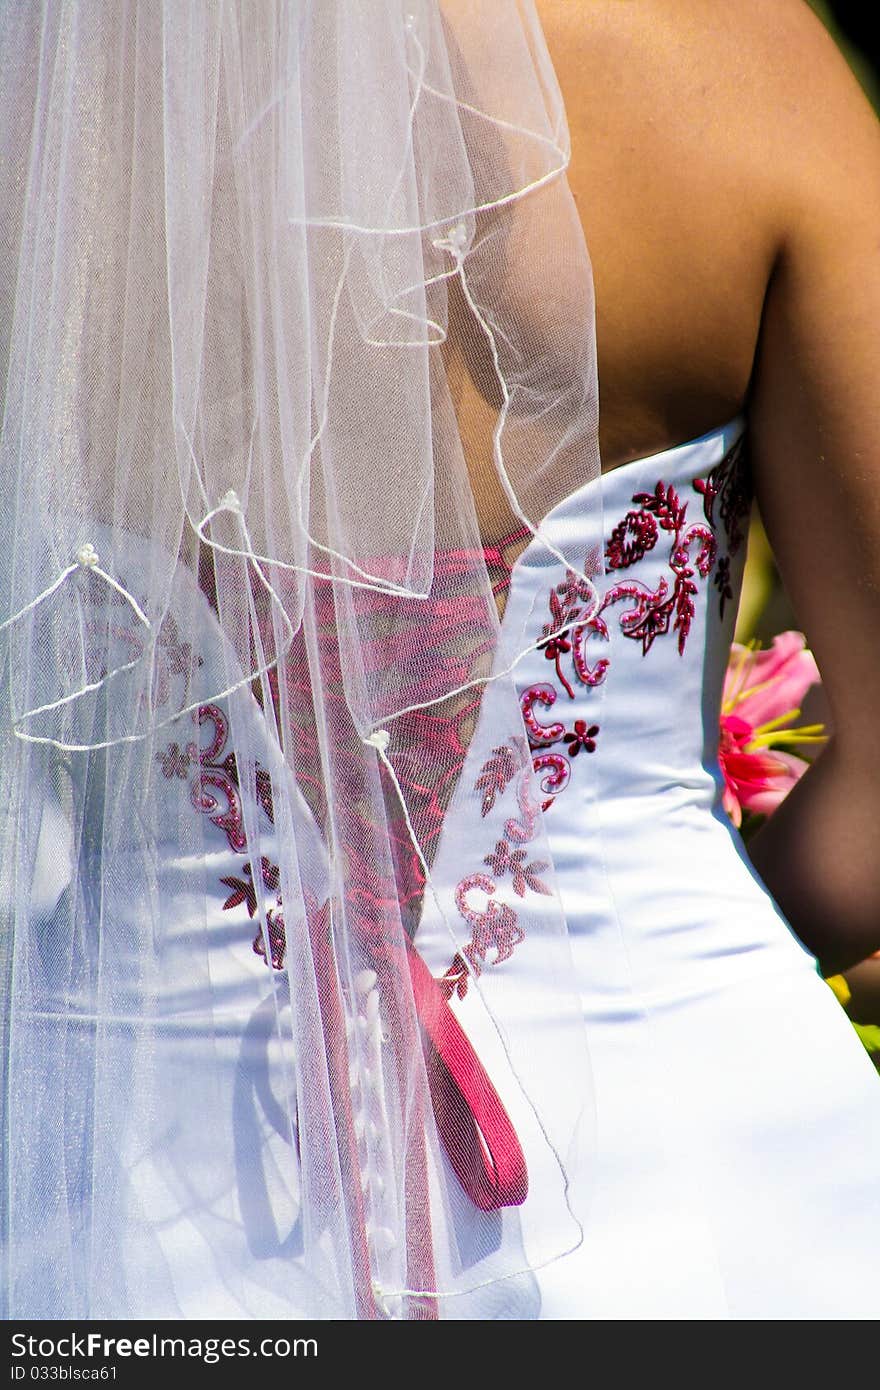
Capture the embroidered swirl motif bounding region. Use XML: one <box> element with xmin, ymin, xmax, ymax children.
<box><xmin>602</xmin><ymin>481</ymin><xmax>716</xmax><ymax>656</ymax></box>
<box><xmin>520</xmin><ymin>683</ymin><xmax>566</xmax><ymax>745</ymax></box>
<box><xmin>156</xmin><ymin>703</ymin><xmax>287</xmax><ymax>969</ymax></box>
<box><xmin>439</xmin><ymin>440</ymin><xmax>751</xmax><ymax>1001</ymax></box>
<box><xmin>524</xmin><ymin>436</ymin><xmax>750</xmax><ymax>811</ymax></box>
<box><xmin>439</xmin><ymin>757</ymin><xmax>551</xmax><ymax>1002</ymax></box>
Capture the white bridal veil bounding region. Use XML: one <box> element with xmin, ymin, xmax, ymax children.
<box><xmin>0</xmin><ymin>0</ymin><xmax>606</xmax><ymax>1318</ymax></box>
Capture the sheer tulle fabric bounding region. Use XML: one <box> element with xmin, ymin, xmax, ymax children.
<box><xmin>0</xmin><ymin>1</ymin><xmax>603</xmax><ymax>1318</ymax></box>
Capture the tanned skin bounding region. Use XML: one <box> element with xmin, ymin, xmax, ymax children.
<box><xmin>532</xmin><ymin>0</ymin><xmax>880</xmax><ymax>975</ymax></box>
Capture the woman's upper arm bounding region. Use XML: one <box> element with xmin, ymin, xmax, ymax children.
<box><xmin>748</xmin><ymin>5</ymin><xmax>880</xmax><ymax>746</ymax></box>
<box><xmin>739</xmin><ymin>4</ymin><xmax>880</xmax><ymax>969</ymax></box>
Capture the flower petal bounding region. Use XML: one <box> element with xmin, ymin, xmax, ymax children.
<box><xmin>721</xmin><ymin>641</ymin><xmax>754</xmax><ymax>709</ymax></box>
<box><xmin>722</xmin><ymin>781</ymin><xmax>743</xmax><ymax>828</ymax></box>
<box><xmin>735</xmin><ymin>750</ymin><xmax>810</xmax><ymax>815</ymax></box>
<box><xmin>733</xmin><ymin>634</ymin><xmax>820</xmax><ymax>729</ymax></box>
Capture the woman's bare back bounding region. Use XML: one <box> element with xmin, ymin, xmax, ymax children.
<box><xmin>536</xmin><ymin>0</ymin><xmax>880</xmax><ymax>970</ymax></box>
<box><xmin>536</xmin><ymin>0</ymin><xmax>875</xmax><ymax>468</ymax></box>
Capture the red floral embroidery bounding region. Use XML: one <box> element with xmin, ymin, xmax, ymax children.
<box><xmin>156</xmin><ymin>741</ymin><xmax>194</xmax><ymax>780</ymax></box>
<box><xmin>186</xmin><ymin>705</ymin><xmax>248</xmax><ymax>853</ymax></box>
<box><xmin>694</xmin><ymin>435</ymin><xmax>750</xmax><ymax>553</ymax></box>
<box><xmin>161</xmin><ymin>522</ymin><xmax>538</xmax><ymax>974</ymax></box>
<box><xmin>475</xmin><ymin>743</ymin><xmax>520</xmax><ymax>816</ymax></box>
<box><xmin>605</xmin><ymin>508</ymin><xmax>659</xmax><ymax>569</ymax></box>
<box><xmin>163</xmin><ymin>442</ymin><xmax>750</xmax><ymax>989</ymax></box>
<box><xmin>254</xmin><ymin>907</ymin><xmax>288</xmax><ymax>972</ymax></box>
<box><xmin>440</xmin><ymin>750</ymin><xmax>548</xmax><ymax>1000</ymax></box>
<box><xmin>157</xmin><ymin>703</ymin><xmax>288</xmax><ymax>969</ymax></box>
<box><xmin>153</xmin><ymin>611</ymin><xmax>203</xmax><ymax>706</ymax></box>
<box><xmin>714</xmin><ymin>555</ymin><xmax>733</xmax><ymax>616</ymax></box>
<box><xmin>482</xmin><ymin>839</ymin><xmax>550</xmax><ymax>897</ymax></box>
<box><xmin>572</xmin><ymin>643</ymin><xmax>610</xmax><ymax>689</ymax></box>
<box><xmin>602</xmin><ymin>480</ymin><xmax>716</xmax><ymax>656</ymax></box>
<box><xmin>67</xmin><ymin>592</ymin><xmax>203</xmax><ymax>711</ymax></box>
<box><xmin>520</xmin><ymin>684</ymin><xmax>567</xmax><ymax>745</ymax></box>
<box><xmin>456</xmin><ymin>875</ymin><xmax>525</xmax><ymax>967</ymax></box>
<box><xmin>441</xmin><ymin>952</ymin><xmax>471</xmax><ymax>1001</ymax></box>
<box><xmin>220</xmin><ymin>863</ymin><xmax>260</xmax><ymax>917</ymax></box>
<box><xmin>531</xmin><ymin>753</ymin><xmax>570</xmax><ymax>811</ymax></box>
<box><xmin>519</xmin><ymin>673</ymin><xmax>601</xmax><ymax>812</ymax></box>
<box><xmin>220</xmin><ymin>856</ymin><xmax>280</xmax><ymax>917</ymax></box>
<box><xmin>693</xmin><ymin>435</ymin><xmax>751</xmax><ymax>616</ymax></box>
<box><xmin>563</xmin><ymin>720</ymin><xmax>599</xmax><ymax>756</ymax></box>
<box><xmin>539</xmin><ymin>589</ymin><xmax>576</xmax><ymax>698</ymax></box>
<box><xmin>600</xmin><ymin>575</ymin><xmax>675</xmax><ymax>654</ymax></box>
<box><xmin>537</xmin><ymin>572</ymin><xmax>598</xmax><ymax>698</ymax></box>
<box><xmin>517</xmin><ymin>434</ymin><xmax>750</xmax><ymax>814</ymax></box>
<box><xmin>440</xmin><ymin>872</ymin><xmax>528</xmax><ymax>1001</ymax></box>
<box><xmin>503</xmin><ymin>766</ymin><xmax>543</xmax><ymax>844</ymax></box>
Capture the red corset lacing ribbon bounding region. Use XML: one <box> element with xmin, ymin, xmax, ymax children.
<box><xmin>405</xmin><ymin>935</ymin><xmax>529</xmax><ymax>1210</ymax></box>
<box><xmin>350</xmin><ymin>527</ymin><xmax>533</xmax><ymax>1211</ymax></box>
<box><xmin>305</xmin><ymin>898</ymin><xmax>529</xmax><ymax>1321</ymax></box>
<box><xmin>246</xmin><ymin>525</ymin><xmax>533</xmax><ymax>1316</ymax></box>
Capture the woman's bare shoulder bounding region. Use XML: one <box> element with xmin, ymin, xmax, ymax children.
<box><xmin>538</xmin><ymin>0</ymin><xmax>863</xmax><ymax>92</ymax></box>
<box><xmin>539</xmin><ymin>0</ymin><xmax>877</xmax><ymax>219</ymax></box>
<box><xmin>534</xmin><ymin>0</ymin><xmax>880</xmax><ymax>466</ymax></box>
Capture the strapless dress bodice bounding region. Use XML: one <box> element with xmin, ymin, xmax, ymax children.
<box><xmin>414</xmin><ymin>416</ymin><xmax>880</xmax><ymax>1320</ymax></box>
<box><xmin>502</xmin><ymin>415</ymin><xmax>815</xmax><ymax>1008</ymax></box>
<box><xmin>415</xmin><ymin>416</ymin><xmax>816</xmax><ymax>1015</ymax></box>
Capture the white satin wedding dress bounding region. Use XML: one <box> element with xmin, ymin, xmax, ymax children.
<box><xmin>500</xmin><ymin>416</ymin><xmax>880</xmax><ymax>1319</ymax></box>
<box><xmin>14</xmin><ymin>418</ymin><xmax>880</xmax><ymax>1321</ymax></box>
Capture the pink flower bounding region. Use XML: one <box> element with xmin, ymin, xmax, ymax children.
<box><xmin>719</xmin><ymin>632</ymin><xmax>826</xmax><ymax>828</ymax></box>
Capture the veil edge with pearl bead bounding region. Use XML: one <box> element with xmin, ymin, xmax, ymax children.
<box><xmin>0</xmin><ymin>0</ymin><xmax>604</xmax><ymax>1319</ymax></box>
